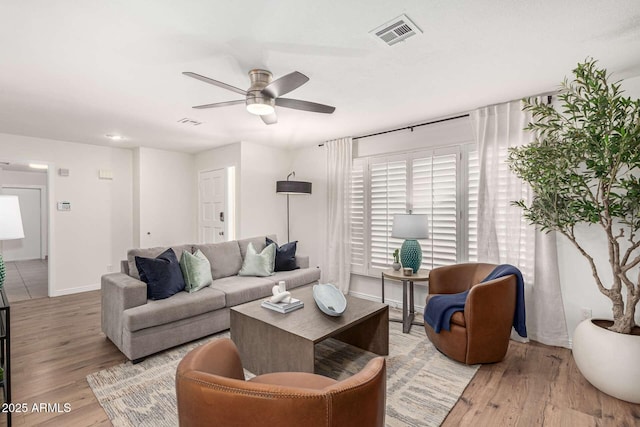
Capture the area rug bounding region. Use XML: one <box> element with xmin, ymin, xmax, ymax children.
<box><xmin>87</xmin><ymin>322</ymin><xmax>479</xmax><ymax>427</ymax></box>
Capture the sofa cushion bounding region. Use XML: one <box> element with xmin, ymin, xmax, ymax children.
<box><xmin>238</xmin><ymin>236</ymin><xmax>265</xmax><ymax>260</ymax></box>
<box><xmin>266</xmin><ymin>237</ymin><xmax>299</xmax><ymax>271</ymax></box>
<box><xmin>127</xmin><ymin>244</ymin><xmax>193</xmax><ymax>280</ymax></box>
<box><xmin>195</xmin><ymin>241</ymin><xmax>243</xmax><ymax>280</ymax></box>
<box><xmin>238</xmin><ymin>242</ymin><xmax>276</xmax><ymax>277</ymax></box>
<box><xmin>123</xmin><ymin>287</ymin><xmax>226</xmax><ymax>332</ymax></box>
<box><xmin>270</xmin><ymin>268</ymin><xmax>321</xmax><ymax>290</ymax></box>
<box><xmin>210</xmin><ymin>275</ymin><xmax>275</xmax><ymax>307</ymax></box>
<box><xmin>180</xmin><ymin>249</ymin><xmax>213</xmax><ymax>293</ymax></box>
<box><xmin>135</xmin><ymin>249</ymin><xmax>186</xmax><ymax>300</ymax></box>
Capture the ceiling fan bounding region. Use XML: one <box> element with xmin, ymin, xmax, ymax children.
<box><xmin>182</xmin><ymin>69</ymin><xmax>335</xmax><ymax>125</ymax></box>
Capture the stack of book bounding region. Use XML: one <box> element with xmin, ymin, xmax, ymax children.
<box><xmin>261</xmin><ymin>297</ymin><xmax>304</xmax><ymax>314</ymax></box>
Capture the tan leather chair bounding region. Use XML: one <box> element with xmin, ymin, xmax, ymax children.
<box><xmin>176</xmin><ymin>338</ymin><xmax>386</xmax><ymax>427</ymax></box>
<box><xmin>424</xmin><ymin>263</ymin><xmax>516</xmax><ymax>364</ymax></box>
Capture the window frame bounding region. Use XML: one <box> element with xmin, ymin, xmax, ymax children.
<box><xmin>351</xmin><ymin>142</ymin><xmax>477</xmax><ymax>278</ymax></box>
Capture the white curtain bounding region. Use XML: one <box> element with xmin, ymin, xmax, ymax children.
<box><xmin>471</xmin><ymin>101</ymin><xmax>569</xmax><ymax>347</ymax></box>
<box><xmin>324</xmin><ymin>137</ymin><xmax>353</xmax><ymax>293</ymax></box>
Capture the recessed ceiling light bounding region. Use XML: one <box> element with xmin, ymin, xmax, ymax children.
<box><xmin>105</xmin><ymin>134</ymin><xmax>124</xmax><ymax>141</ymax></box>
<box><xmin>29</xmin><ymin>163</ymin><xmax>48</xmax><ymax>170</ymax></box>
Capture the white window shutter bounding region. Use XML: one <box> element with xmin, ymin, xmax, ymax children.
<box><xmin>350</xmin><ymin>159</ymin><xmax>366</xmax><ymax>273</ymax></box>
<box><xmin>412</xmin><ymin>151</ymin><xmax>458</xmax><ymax>270</ymax></box>
<box><xmin>369</xmin><ymin>157</ymin><xmax>406</xmax><ymax>270</ymax></box>
<box><xmin>467</xmin><ymin>148</ymin><xmax>479</xmax><ymax>262</ymax></box>
<box><xmin>350</xmin><ymin>142</ymin><xmax>479</xmax><ymax>278</ymax></box>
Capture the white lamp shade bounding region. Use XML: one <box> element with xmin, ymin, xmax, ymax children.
<box><xmin>0</xmin><ymin>195</ymin><xmax>25</xmax><ymax>240</ymax></box>
<box><xmin>391</xmin><ymin>214</ymin><xmax>429</xmax><ymax>239</ymax></box>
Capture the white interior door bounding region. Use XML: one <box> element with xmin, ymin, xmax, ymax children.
<box><xmin>199</xmin><ymin>169</ymin><xmax>227</xmax><ymax>243</ymax></box>
<box><xmin>2</xmin><ymin>187</ymin><xmax>42</xmax><ymax>261</ymax></box>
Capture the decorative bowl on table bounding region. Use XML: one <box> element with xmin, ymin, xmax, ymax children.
<box><xmin>313</xmin><ymin>283</ymin><xmax>347</xmax><ymax>316</ymax></box>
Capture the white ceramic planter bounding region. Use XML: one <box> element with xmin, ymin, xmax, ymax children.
<box><xmin>572</xmin><ymin>318</ymin><xmax>640</xmax><ymax>404</ymax></box>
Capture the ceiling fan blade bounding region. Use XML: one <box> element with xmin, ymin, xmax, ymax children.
<box><xmin>262</xmin><ymin>71</ymin><xmax>309</xmax><ymax>98</ymax></box>
<box><xmin>275</xmin><ymin>98</ymin><xmax>335</xmax><ymax>114</ymax></box>
<box><xmin>192</xmin><ymin>100</ymin><xmax>245</xmax><ymax>109</ymax></box>
<box><xmin>183</xmin><ymin>72</ymin><xmax>247</xmax><ymax>96</ymax></box>
<box><xmin>261</xmin><ymin>112</ymin><xmax>278</xmax><ymax>125</ymax></box>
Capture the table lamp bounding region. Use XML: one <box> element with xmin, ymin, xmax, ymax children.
<box><xmin>0</xmin><ymin>195</ymin><xmax>25</xmax><ymax>289</ymax></box>
<box><xmin>391</xmin><ymin>213</ymin><xmax>429</xmax><ymax>273</ymax></box>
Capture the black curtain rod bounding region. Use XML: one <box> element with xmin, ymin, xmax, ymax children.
<box><xmin>318</xmin><ymin>113</ymin><xmax>470</xmax><ymax>146</ymax></box>
<box><xmin>355</xmin><ymin>113</ymin><xmax>469</xmax><ymax>140</ymax></box>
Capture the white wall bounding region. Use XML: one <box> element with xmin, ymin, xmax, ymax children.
<box><xmin>2</xmin><ymin>170</ymin><xmax>47</xmax><ymax>186</ymax></box>
<box><xmin>195</xmin><ymin>142</ymin><xmax>241</xmax><ymax>240</ymax></box>
<box><xmin>0</xmin><ymin>133</ymin><xmax>133</xmax><ymax>296</ymax></box>
<box><xmin>238</xmin><ymin>141</ymin><xmax>290</xmax><ymax>241</ymax></box>
<box><xmin>289</xmin><ymin>144</ymin><xmax>327</xmax><ymax>269</ymax></box>
<box><xmin>132</xmin><ymin>148</ymin><xmax>140</xmax><ymax>248</ymax></box>
<box><xmin>136</xmin><ymin>147</ymin><xmax>196</xmax><ymax>247</ymax></box>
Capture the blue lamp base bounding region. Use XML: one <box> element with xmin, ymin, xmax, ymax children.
<box><xmin>400</xmin><ymin>239</ymin><xmax>422</xmax><ymax>273</ymax></box>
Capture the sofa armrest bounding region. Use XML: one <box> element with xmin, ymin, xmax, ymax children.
<box><xmin>101</xmin><ymin>273</ymin><xmax>147</xmax><ymax>348</ymax></box>
<box><xmin>295</xmin><ymin>255</ymin><xmax>309</xmax><ymax>269</ymax></box>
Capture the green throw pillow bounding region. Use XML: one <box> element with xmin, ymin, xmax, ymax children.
<box><xmin>238</xmin><ymin>242</ymin><xmax>276</xmax><ymax>277</ymax></box>
<box><xmin>179</xmin><ymin>249</ymin><xmax>213</xmax><ymax>292</ymax></box>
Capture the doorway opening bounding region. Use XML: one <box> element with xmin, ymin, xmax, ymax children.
<box><xmin>1</xmin><ymin>162</ymin><xmax>50</xmax><ymax>301</ymax></box>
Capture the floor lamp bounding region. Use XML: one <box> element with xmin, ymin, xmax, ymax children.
<box><xmin>0</xmin><ymin>195</ymin><xmax>25</xmax><ymax>289</ymax></box>
<box><xmin>276</xmin><ymin>172</ymin><xmax>312</xmax><ymax>242</ymax></box>
<box><xmin>392</xmin><ymin>213</ymin><xmax>429</xmax><ymax>273</ymax></box>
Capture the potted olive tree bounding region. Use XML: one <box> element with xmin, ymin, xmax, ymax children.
<box><xmin>508</xmin><ymin>59</ymin><xmax>640</xmax><ymax>403</ymax></box>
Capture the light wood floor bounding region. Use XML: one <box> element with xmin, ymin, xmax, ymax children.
<box><xmin>3</xmin><ymin>291</ymin><xmax>640</xmax><ymax>426</ymax></box>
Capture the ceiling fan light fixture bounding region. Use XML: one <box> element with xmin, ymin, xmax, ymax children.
<box><xmin>246</xmin><ymin>102</ymin><xmax>275</xmax><ymax>116</ymax></box>
<box><xmin>246</xmin><ymin>92</ymin><xmax>275</xmax><ymax>116</ymax></box>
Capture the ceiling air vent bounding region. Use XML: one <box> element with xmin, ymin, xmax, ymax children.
<box><xmin>370</xmin><ymin>14</ymin><xmax>422</xmax><ymax>46</ymax></box>
<box><xmin>177</xmin><ymin>118</ymin><xmax>203</xmax><ymax>126</ymax></box>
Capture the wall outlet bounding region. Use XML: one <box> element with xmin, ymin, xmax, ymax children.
<box><xmin>580</xmin><ymin>307</ymin><xmax>592</xmax><ymax>320</ymax></box>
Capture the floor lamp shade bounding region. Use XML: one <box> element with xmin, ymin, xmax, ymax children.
<box><xmin>0</xmin><ymin>195</ymin><xmax>25</xmax><ymax>289</ymax></box>
<box><xmin>392</xmin><ymin>214</ymin><xmax>429</xmax><ymax>273</ymax></box>
<box><xmin>276</xmin><ymin>173</ymin><xmax>312</xmax><ymax>242</ymax></box>
<box><xmin>276</xmin><ymin>180</ymin><xmax>312</xmax><ymax>195</ymax></box>
<box><xmin>0</xmin><ymin>195</ymin><xmax>25</xmax><ymax>240</ymax></box>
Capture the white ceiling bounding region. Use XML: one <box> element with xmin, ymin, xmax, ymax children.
<box><xmin>1</xmin><ymin>1</ymin><xmax>640</xmax><ymax>153</ymax></box>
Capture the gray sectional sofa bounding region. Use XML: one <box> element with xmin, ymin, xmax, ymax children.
<box><xmin>101</xmin><ymin>235</ymin><xmax>320</xmax><ymax>361</ymax></box>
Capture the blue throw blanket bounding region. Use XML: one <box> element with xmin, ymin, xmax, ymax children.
<box><xmin>424</xmin><ymin>264</ymin><xmax>527</xmax><ymax>337</ymax></box>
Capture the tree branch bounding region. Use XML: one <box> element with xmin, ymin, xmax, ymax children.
<box><xmin>621</xmin><ymin>240</ymin><xmax>640</xmax><ymax>267</ymax></box>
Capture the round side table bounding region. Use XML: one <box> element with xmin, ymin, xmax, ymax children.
<box><xmin>381</xmin><ymin>268</ymin><xmax>429</xmax><ymax>333</ymax></box>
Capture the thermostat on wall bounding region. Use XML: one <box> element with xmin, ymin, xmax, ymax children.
<box><xmin>57</xmin><ymin>201</ymin><xmax>71</xmax><ymax>211</ymax></box>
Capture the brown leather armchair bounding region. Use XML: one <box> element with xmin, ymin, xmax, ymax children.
<box><xmin>424</xmin><ymin>263</ymin><xmax>516</xmax><ymax>364</ymax></box>
<box><xmin>176</xmin><ymin>338</ymin><xmax>386</xmax><ymax>427</ymax></box>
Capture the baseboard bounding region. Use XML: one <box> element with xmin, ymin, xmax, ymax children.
<box><xmin>50</xmin><ymin>282</ymin><xmax>100</xmax><ymax>297</ymax></box>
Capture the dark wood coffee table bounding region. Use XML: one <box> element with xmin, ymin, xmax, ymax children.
<box><xmin>230</xmin><ymin>286</ymin><xmax>389</xmax><ymax>375</ymax></box>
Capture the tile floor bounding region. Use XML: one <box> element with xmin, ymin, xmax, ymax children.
<box><xmin>2</xmin><ymin>259</ymin><xmax>48</xmax><ymax>302</ymax></box>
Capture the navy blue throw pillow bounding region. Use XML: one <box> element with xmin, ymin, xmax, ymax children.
<box><xmin>135</xmin><ymin>248</ymin><xmax>186</xmax><ymax>300</ymax></box>
<box><xmin>266</xmin><ymin>237</ymin><xmax>299</xmax><ymax>271</ymax></box>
